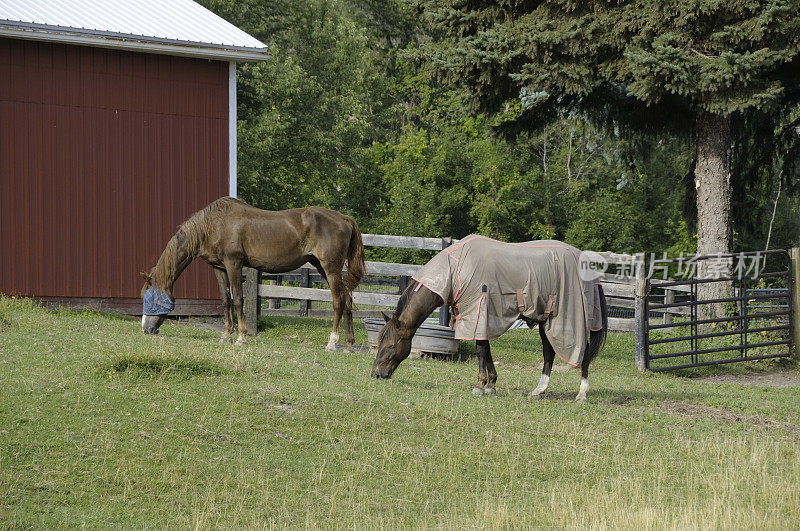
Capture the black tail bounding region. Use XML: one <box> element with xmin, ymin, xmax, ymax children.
<box><xmin>585</xmin><ymin>284</ymin><xmax>608</xmax><ymax>365</ymax></box>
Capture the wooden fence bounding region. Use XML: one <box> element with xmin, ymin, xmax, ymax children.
<box><xmin>243</xmin><ymin>234</ymin><xmax>454</xmax><ymax>332</ymax></box>
<box><xmin>243</xmin><ymin>236</ymin><xmax>687</xmax><ymax>336</ymax></box>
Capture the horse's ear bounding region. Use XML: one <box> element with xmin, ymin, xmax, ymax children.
<box><xmin>381</xmin><ymin>311</ymin><xmax>393</xmax><ymax>323</ymax></box>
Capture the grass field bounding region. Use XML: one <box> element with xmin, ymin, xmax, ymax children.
<box><xmin>1</xmin><ymin>296</ymin><xmax>799</xmax><ymax>528</ymax></box>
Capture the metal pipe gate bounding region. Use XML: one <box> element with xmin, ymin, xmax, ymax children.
<box><xmin>640</xmin><ymin>250</ymin><xmax>793</xmax><ymax>372</ymax></box>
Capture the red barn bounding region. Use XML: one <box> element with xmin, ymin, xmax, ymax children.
<box><xmin>0</xmin><ymin>0</ymin><xmax>267</xmax><ymax>314</ymax></box>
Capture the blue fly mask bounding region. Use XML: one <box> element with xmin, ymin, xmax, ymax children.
<box><xmin>143</xmin><ymin>287</ymin><xmax>175</xmax><ymax>315</ymax></box>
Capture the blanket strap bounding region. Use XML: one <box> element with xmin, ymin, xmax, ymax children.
<box><xmin>542</xmin><ymin>295</ymin><xmax>554</xmax><ymax>320</ymax></box>
<box><xmin>515</xmin><ymin>289</ymin><xmax>525</xmax><ymax>312</ymax></box>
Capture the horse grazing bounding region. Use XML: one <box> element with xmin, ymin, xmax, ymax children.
<box><xmin>371</xmin><ymin>235</ymin><xmax>608</xmax><ymax>403</ymax></box>
<box><xmin>140</xmin><ymin>197</ymin><xmax>365</xmax><ymax>350</ymax></box>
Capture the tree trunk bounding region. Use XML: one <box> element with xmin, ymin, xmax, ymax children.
<box><xmin>694</xmin><ymin>110</ymin><xmax>733</xmax><ymax>321</ymax></box>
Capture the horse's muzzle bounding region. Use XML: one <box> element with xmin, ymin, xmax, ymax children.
<box><xmin>371</xmin><ymin>367</ymin><xmax>392</xmax><ymax>380</ymax></box>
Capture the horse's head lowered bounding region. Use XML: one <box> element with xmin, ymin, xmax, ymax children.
<box><xmin>371</xmin><ymin>311</ymin><xmax>414</xmax><ymax>379</ymax></box>
<box><xmin>140</xmin><ymin>271</ymin><xmax>174</xmax><ymax>335</ymax></box>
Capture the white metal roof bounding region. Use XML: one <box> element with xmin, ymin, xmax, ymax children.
<box><xmin>0</xmin><ymin>0</ymin><xmax>268</xmax><ymax>61</ymax></box>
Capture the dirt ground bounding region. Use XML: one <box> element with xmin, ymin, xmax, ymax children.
<box><xmin>659</xmin><ymin>399</ymin><xmax>799</xmax><ymax>433</ymax></box>
<box><xmin>694</xmin><ymin>371</ymin><xmax>800</xmax><ymax>388</ymax></box>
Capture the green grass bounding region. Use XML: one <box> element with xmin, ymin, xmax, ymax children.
<box><xmin>1</xmin><ymin>296</ymin><xmax>799</xmax><ymax>528</ymax></box>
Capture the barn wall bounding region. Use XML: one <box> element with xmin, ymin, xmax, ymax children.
<box><xmin>0</xmin><ymin>38</ymin><xmax>229</xmax><ymax>307</ymax></box>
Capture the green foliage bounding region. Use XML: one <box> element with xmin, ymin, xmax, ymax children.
<box><xmin>362</xmin><ymin>127</ymin><xmax>472</xmax><ymax>263</ymax></box>
<box><xmin>417</xmin><ymin>0</ymin><xmax>800</xmax><ymax>125</ymax></box>
<box><xmin>196</xmin><ymin>0</ymin><xmax>798</xmax><ymax>256</ymax></box>
<box><xmin>414</xmin><ymin>0</ymin><xmax>800</xmax><ymax>252</ymax></box>
<box><xmin>202</xmin><ymin>0</ymin><xmax>393</xmax><ymax>213</ymax></box>
<box><xmin>366</xmin><ymin>115</ymin><xmax>693</xmax><ymax>257</ymax></box>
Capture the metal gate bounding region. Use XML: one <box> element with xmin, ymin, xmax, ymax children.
<box><xmin>643</xmin><ymin>250</ymin><xmax>793</xmax><ymax>372</ymax></box>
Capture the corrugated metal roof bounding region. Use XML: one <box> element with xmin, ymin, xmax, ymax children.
<box><xmin>0</xmin><ymin>0</ymin><xmax>268</xmax><ymax>61</ymax></box>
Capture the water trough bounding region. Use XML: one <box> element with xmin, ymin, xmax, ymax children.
<box><xmin>363</xmin><ymin>318</ymin><xmax>459</xmax><ymax>357</ymax></box>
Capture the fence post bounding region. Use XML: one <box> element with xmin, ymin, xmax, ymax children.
<box><xmin>398</xmin><ymin>275</ymin><xmax>410</xmax><ymax>293</ymax></box>
<box><xmin>299</xmin><ymin>268</ymin><xmax>310</xmax><ymax>317</ymax></box>
<box><xmin>791</xmin><ymin>247</ymin><xmax>800</xmax><ymax>360</ymax></box>
<box><xmin>244</xmin><ymin>267</ymin><xmax>260</xmax><ymax>336</ymax></box>
<box><xmin>270</xmin><ymin>277</ymin><xmax>281</xmax><ymax>309</ymax></box>
<box><xmin>663</xmin><ymin>289</ymin><xmax>674</xmax><ymax>326</ymax></box>
<box><xmin>439</xmin><ymin>237</ymin><xmax>453</xmax><ymax>327</ymax></box>
<box><xmin>634</xmin><ymin>254</ymin><xmax>648</xmax><ymax>371</ymax></box>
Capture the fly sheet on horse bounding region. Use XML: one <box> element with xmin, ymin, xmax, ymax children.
<box><xmin>411</xmin><ymin>235</ymin><xmax>604</xmax><ymax>367</ymax></box>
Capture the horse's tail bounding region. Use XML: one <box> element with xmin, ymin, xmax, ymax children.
<box><xmin>586</xmin><ymin>284</ymin><xmax>608</xmax><ymax>363</ymax></box>
<box><xmin>344</xmin><ymin>217</ymin><xmax>366</xmax><ymax>298</ymax></box>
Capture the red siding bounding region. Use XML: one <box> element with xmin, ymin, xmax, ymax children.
<box><xmin>0</xmin><ymin>38</ymin><xmax>228</xmax><ymax>305</ymax></box>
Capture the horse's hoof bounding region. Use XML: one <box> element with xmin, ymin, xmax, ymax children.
<box><xmin>235</xmin><ymin>337</ymin><xmax>247</xmax><ymax>346</ymax></box>
<box><xmin>484</xmin><ymin>387</ymin><xmax>496</xmax><ymax>395</ymax></box>
<box><xmin>219</xmin><ymin>336</ymin><xmax>232</xmax><ymax>344</ymax></box>
<box><xmin>472</xmin><ymin>387</ymin><xmax>485</xmax><ymax>395</ymax></box>
<box><xmin>344</xmin><ymin>342</ymin><xmax>354</xmax><ymax>352</ymax></box>
<box><xmin>325</xmin><ymin>333</ymin><xmax>340</xmax><ymax>352</ymax></box>
<box><xmin>527</xmin><ymin>391</ymin><xmax>545</xmax><ymax>400</ymax></box>
<box><xmin>575</xmin><ymin>396</ymin><xmax>587</xmax><ymax>404</ymax></box>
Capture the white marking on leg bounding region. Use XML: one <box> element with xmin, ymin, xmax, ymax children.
<box><xmin>325</xmin><ymin>332</ymin><xmax>339</xmax><ymax>352</ymax></box>
<box><xmin>141</xmin><ymin>315</ymin><xmax>146</xmax><ymax>330</ymax></box>
<box><xmin>534</xmin><ymin>374</ymin><xmax>550</xmax><ymax>394</ymax></box>
<box><xmin>575</xmin><ymin>378</ymin><xmax>589</xmax><ymax>403</ymax></box>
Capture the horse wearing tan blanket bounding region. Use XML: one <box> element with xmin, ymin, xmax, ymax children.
<box><xmin>371</xmin><ymin>235</ymin><xmax>607</xmax><ymax>403</ymax></box>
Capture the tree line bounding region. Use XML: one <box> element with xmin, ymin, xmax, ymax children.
<box><xmin>202</xmin><ymin>0</ymin><xmax>800</xmax><ymax>264</ymax></box>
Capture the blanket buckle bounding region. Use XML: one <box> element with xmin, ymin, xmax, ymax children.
<box><xmin>515</xmin><ymin>289</ymin><xmax>525</xmax><ymax>313</ymax></box>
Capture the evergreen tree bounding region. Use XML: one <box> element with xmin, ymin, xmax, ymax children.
<box><xmin>415</xmin><ymin>0</ymin><xmax>800</xmax><ymax>315</ymax></box>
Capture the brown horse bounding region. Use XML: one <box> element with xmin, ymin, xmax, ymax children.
<box><xmin>140</xmin><ymin>197</ymin><xmax>365</xmax><ymax>349</ymax></box>
<box><xmin>371</xmin><ymin>283</ymin><xmax>607</xmax><ymax>402</ymax></box>
<box><xmin>371</xmin><ymin>236</ymin><xmax>607</xmax><ymax>403</ymax></box>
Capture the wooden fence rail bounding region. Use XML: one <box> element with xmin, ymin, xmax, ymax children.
<box><xmin>243</xmin><ymin>234</ymin><xmax>453</xmax><ymax>332</ymax></box>
<box><xmin>243</xmin><ymin>237</ymin><xmax>684</xmax><ymax>337</ymax></box>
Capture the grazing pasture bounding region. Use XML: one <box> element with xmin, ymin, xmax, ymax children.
<box><xmin>1</xmin><ymin>296</ymin><xmax>799</xmax><ymax>528</ymax></box>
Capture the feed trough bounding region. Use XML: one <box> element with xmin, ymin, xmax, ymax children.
<box><xmin>363</xmin><ymin>318</ymin><xmax>459</xmax><ymax>356</ymax></box>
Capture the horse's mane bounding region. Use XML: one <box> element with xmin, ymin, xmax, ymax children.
<box><xmin>151</xmin><ymin>197</ymin><xmax>244</xmax><ymax>290</ymax></box>
<box><xmin>395</xmin><ymin>282</ymin><xmax>416</xmax><ymax>316</ymax></box>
